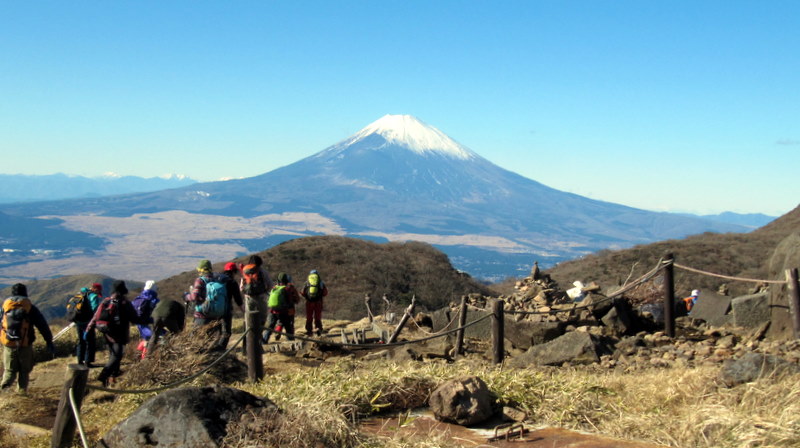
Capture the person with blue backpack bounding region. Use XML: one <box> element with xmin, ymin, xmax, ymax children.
<box><xmin>132</xmin><ymin>280</ymin><xmax>159</xmax><ymax>359</ymax></box>
<box><xmin>186</xmin><ymin>259</ymin><xmax>241</xmax><ymax>350</ymax></box>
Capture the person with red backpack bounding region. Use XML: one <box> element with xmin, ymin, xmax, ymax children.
<box><xmin>301</xmin><ymin>269</ymin><xmax>328</xmax><ymax>337</ymax></box>
<box><xmin>238</xmin><ymin>255</ymin><xmax>273</xmax><ymax>343</ymax></box>
<box><xmin>1</xmin><ymin>283</ymin><xmax>54</xmax><ymax>394</ymax></box>
<box><xmin>86</xmin><ymin>280</ymin><xmax>143</xmax><ymax>387</ymax></box>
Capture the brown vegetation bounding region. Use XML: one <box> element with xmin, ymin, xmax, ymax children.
<box><xmin>155</xmin><ymin>236</ymin><xmax>492</xmax><ymax>321</ymax></box>
<box><xmin>544</xmin><ymin>205</ymin><xmax>800</xmax><ymax>300</ymax></box>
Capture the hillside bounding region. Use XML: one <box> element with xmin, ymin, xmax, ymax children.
<box><xmin>154</xmin><ymin>236</ymin><xmax>492</xmax><ymax>321</ymax></box>
<box><xmin>544</xmin><ymin>204</ymin><xmax>800</xmax><ymax>299</ymax></box>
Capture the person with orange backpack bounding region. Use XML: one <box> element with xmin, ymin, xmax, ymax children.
<box><xmin>238</xmin><ymin>255</ymin><xmax>273</xmax><ymax>342</ymax></box>
<box><xmin>1</xmin><ymin>283</ymin><xmax>55</xmax><ymax>393</ymax></box>
<box><xmin>301</xmin><ymin>269</ymin><xmax>328</xmax><ymax>337</ymax></box>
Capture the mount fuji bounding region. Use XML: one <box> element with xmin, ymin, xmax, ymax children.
<box><xmin>0</xmin><ymin>115</ymin><xmax>746</xmax><ymax>282</ymax></box>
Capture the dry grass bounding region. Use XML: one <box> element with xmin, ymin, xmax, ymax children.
<box><xmin>9</xmin><ymin>326</ymin><xmax>800</xmax><ymax>447</ymax></box>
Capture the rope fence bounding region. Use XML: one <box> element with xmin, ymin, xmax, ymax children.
<box><xmin>671</xmin><ymin>262</ymin><xmax>786</xmax><ymax>285</ymax></box>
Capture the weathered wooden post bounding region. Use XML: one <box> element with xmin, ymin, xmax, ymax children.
<box><xmin>365</xmin><ymin>294</ymin><xmax>374</xmax><ymax>323</ymax></box>
<box><xmin>245</xmin><ymin>309</ymin><xmax>263</xmax><ymax>382</ymax></box>
<box><xmin>491</xmin><ymin>298</ymin><xmax>505</xmax><ymax>364</ymax></box>
<box><xmin>454</xmin><ymin>296</ymin><xmax>468</xmax><ymax>358</ymax></box>
<box><xmin>387</xmin><ymin>296</ymin><xmax>416</xmax><ymax>343</ymax></box>
<box><xmin>51</xmin><ymin>364</ymin><xmax>89</xmax><ymax>448</ymax></box>
<box><xmin>663</xmin><ymin>253</ymin><xmax>676</xmax><ymax>338</ymax></box>
<box><xmin>787</xmin><ymin>268</ymin><xmax>800</xmax><ymax>340</ymax></box>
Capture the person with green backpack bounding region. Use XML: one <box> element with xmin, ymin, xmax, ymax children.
<box><xmin>262</xmin><ymin>272</ymin><xmax>300</xmax><ymax>344</ymax></box>
<box><xmin>301</xmin><ymin>269</ymin><xmax>328</xmax><ymax>337</ymax></box>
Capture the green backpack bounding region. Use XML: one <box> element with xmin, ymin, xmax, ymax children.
<box><xmin>268</xmin><ymin>285</ymin><xmax>287</xmax><ymax>310</ymax></box>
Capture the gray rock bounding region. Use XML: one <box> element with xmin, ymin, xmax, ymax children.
<box><xmin>511</xmin><ymin>331</ymin><xmax>600</xmax><ymax>367</ymax></box>
<box><xmin>689</xmin><ymin>291</ymin><xmax>732</xmax><ymax>327</ymax></box>
<box><xmin>100</xmin><ymin>386</ymin><xmax>276</xmax><ymax>448</ymax></box>
<box><xmin>504</xmin><ymin>320</ymin><xmax>565</xmax><ymax>350</ymax></box>
<box><xmin>767</xmin><ymin>233</ymin><xmax>800</xmax><ymax>339</ymax></box>
<box><xmin>732</xmin><ymin>292</ymin><xmax>770</xmax><ymax>329</ymax></box>
<box><xmin>429</xmin><ymin>376</ymin><xmax>497</xmax><ymax>426</ymax></box>
<box><xmin>719</xmin><ymin>352</ymin><xmax>800</xmax><ymax>387</ymax></box>
<box><xmin>601</xmin><ymin>303</ymin><xmax>633</xmax><ymax>335</ymax></box>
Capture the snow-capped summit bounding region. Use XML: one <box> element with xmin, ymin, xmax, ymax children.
<box><xmin>340</xmin><ymin>114</ymin><xmax>477</xmax><ymax>160</ymax></box>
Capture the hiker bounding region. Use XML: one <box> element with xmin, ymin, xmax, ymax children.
<box><xmin>239</xmin><ymin>255</ymin><xmax>273</xmax><ymax>342</ymax></box>
<box><xmin>263</xmin><ymin>272</ymin><xmax>301</xmax><ymax>343</ymax></box>
<box><xmin>1</xmin><ymin>283</ymin><xmax>55</xmax><ymax>394</ymax></box>
<box><xmin>68</xmin><ymin>283</ymin><xmax>103</xmax><ymax>366</ymax></box>
<box><xmin>301</xmin><ymin>269</ymin><xmax>328</xmax><ymax>337</ymax></box>
<box><xmin>215</xmin><ymin>262</ymin><xmax>244</xmax><ymax>350</ymax></box>
<box><xmin>186</xmin><ymin>259</ymin><xmax>228</xmax><ymax>327</ymax></box>
<box><xmin>145</xmin><ymin>296</ymin><xmax>186</xmax><ymax>357</ymax></box>
<box><xmin>86</xmin><ymin>280</ymin><xmax>142</xmax><ymax>387</ymax></box>
<box><xmin>682</xmin><ymin>289</ymin><xmax>700</xmax><ymax>314</ymax></box>
<box><xmin>132</xmin><ymin>280</ymin><xmax>159</xmax><ymax>359</ymax></box>
<box><xmin>273</xmin><ymin>274</ymin><xmax>298</xmax><ymax>341</ymax></box>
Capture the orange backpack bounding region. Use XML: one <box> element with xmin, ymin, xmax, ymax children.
<box><xmin>1</xmin><ymin>297</ymin><xmax>33</xmax><ymax>347</ymax></box>
<box><xmin>241</xmin><ymin>264</ymin><xmax>266</xmax><ymax>296</ymax></box>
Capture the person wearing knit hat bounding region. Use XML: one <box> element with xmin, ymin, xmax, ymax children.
<box><xmin>86</xmin><ymin>280</ymin><xmax>145</xmax><ymax>387</ymax></box>
<box><xmin>1</xmin><ymin>283</ymin><xmax>55</xmax><ymax>393</ymax></box>
<box><xmin>262</xmin><ymin>272</ymin><xmax>301</xmax><ymax>344</ymax></box>
<box><xmin>132</xmin><ymin>280</ymin><xmax>160</xmax><ymax>359</ymax></box>
<box><xmin>187</xmin><ymin>259</ymin><xmax>217</xmax><ymax>326</ymax></box>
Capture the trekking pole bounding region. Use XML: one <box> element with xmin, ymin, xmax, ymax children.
<box><xmin>53</xmin><ymin>323</ymin><xmax>76</xmax><ymax>341</ymax></box>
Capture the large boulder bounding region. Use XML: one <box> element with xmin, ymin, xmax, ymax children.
<box><xmin>429</xmin><ymin>376</ymin><xmax>497</xmax><ymax>426</ymax></box>
<box><xmin>511</xmin><ymin>331</ymin><xmax>600</xmax><ymax>367</ymax></box>
<box><xmin>100</xmin><ymin>386</ymin><xmax>276</xmax><ymax>447</ymax></box>
<box><xmin>719</xmin><ymin>352</ymin><xmax>800</xmax><ymax>387</ymax></box>
<box><xmin>504</xmin><ymin>320</ymin><xmax>565</xmax><ymax>350</ymax></box>
<box><xmin>732</xmin><ymin>292</ymin><xmax>770</xmax><ymax>329</ymax></box>
<box><xmin>689</xmin><ymin>291</ymin><xmax>732</xmax><ymax>327</ymax></box>
<box><xmin>767</xmin><ymin>233</ymin><xmax>800</xmax><ymax>339</ymax></box>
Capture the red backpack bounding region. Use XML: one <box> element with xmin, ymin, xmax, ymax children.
<box><xmin>241</xmin><ymin>264</ymin><xmax>266</xmax><ymax>296</ymax></box>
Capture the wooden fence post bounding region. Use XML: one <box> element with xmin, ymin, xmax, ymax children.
<box><xmin>454</xmin><ymin>296</ymin><xmax>468</xmax><ymax>358</ymax></box>
<box><xmin>491</xmin><ymin>298</ymin><xmax>505</xmax><ymax>365</ymax></box>
<box><xmin>51</xmin><ymin>364</ymin><xmax>89</xmax><ymax>448</ymax></box>
<box><xmin>365</xmin><ymin>294</ymin><xmax>374</xmax><ymax>323</ymax></box>
<box><xmin>388</xmin><ymin>296</ymin><xmax>416</xmax><ymax>344</ymax></box>
<box><xmin>245</xmin><ymin>309</ymin><xmax>263</xmax><ymax>382</ymax></box>
<box><xmin>663</xmin><ymin>253</ymin><xmax>676</xmax><ymax>338</ymax></box>
<box><xmin>787</xmin><ymin>268</ymin><xmax>800</xmax><ymax>340</ymax></box>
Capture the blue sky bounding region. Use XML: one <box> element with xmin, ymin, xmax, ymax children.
<box><xmin>1</xmin><ymin>1</ymin><xmax>798</xmax><ymax>216</ymax></box>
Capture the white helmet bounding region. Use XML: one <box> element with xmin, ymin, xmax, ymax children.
<box><xmin>691</xmin><ymin>289</ymin><xmax>700</xmax><ymax>297</ymax></box>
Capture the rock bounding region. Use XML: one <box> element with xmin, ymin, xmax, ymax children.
<box><xmin>501</xmin><ymin>406</ymin><xmax>527</xmax><ymax>422</ymax></box>
<box><xmin>429</xmin><ymin>376</ymin><xmax>497</xmax><ymax>426</ymax></box>
<box><xmin>100</xmin><ymin>386</ymin><xmax>277</xmax><ymax>448</ymax></box>
<box><xmin>689</xmin><ymin>291</ymin><xmax>732</xmax><ymax>327</ymax></box>
<box><xmin>601</xmin><ymin>302</ymin><xmax>633</xmax><ymax>335</ymax></box>
<box><xmin>732</xmin><ymin>292</ymin><xmax>770</xmax><ymax>329</ymax></box>
<box><xmin>504</xmin><ymin>320</ymin><xmax>565</xmax><ymax>350</ymax></box>
<box><xmin>719</xmin><ymin>352</ymin><xmax>800</xmax><ymax>387</ymax></box>
<box><xmin>767</xmin><ymin>233</ymin><xmax>800</xmax><ymax>339</ymax></box>
<box><xmin>511</xmin><ymin>331</ymin><xmax>600</xmax><ymax>367</ymax></box>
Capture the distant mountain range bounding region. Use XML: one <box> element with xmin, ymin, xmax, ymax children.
<box><xmin>0</xmin><ymin>173</ymin><xmax>197</xmax><ymax>204</ymax></box>
<box><xmin>0</xmin><ymin>115</ymin><xmax>753</xmax><ymax>284</ymax></box>
<box><xmin>677</xmin><ymin>212</ymin><xmax>775</xmax><ymax>229</ymax></box>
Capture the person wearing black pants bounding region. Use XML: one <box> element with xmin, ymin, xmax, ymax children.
<box><xmin>86</xmin><ymin>280</ymin><xmax>143</xmax><ymax>387</ymax></box>
<box><xmin>215</xmin><ymin>262</ymin><xmax>243</xmax><ymax>350</ymax></box>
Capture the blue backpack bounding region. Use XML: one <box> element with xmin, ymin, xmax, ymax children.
<box><xmin>196</xmin><ymin>276</ymin><xmax>227</xmax><ymax>319</ymax></box>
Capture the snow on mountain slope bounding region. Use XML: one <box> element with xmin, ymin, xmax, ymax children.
<box><xmin>330</xmin><ymin>114</ymin><xmax>478</xmax><ymax>160</ymax></box>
